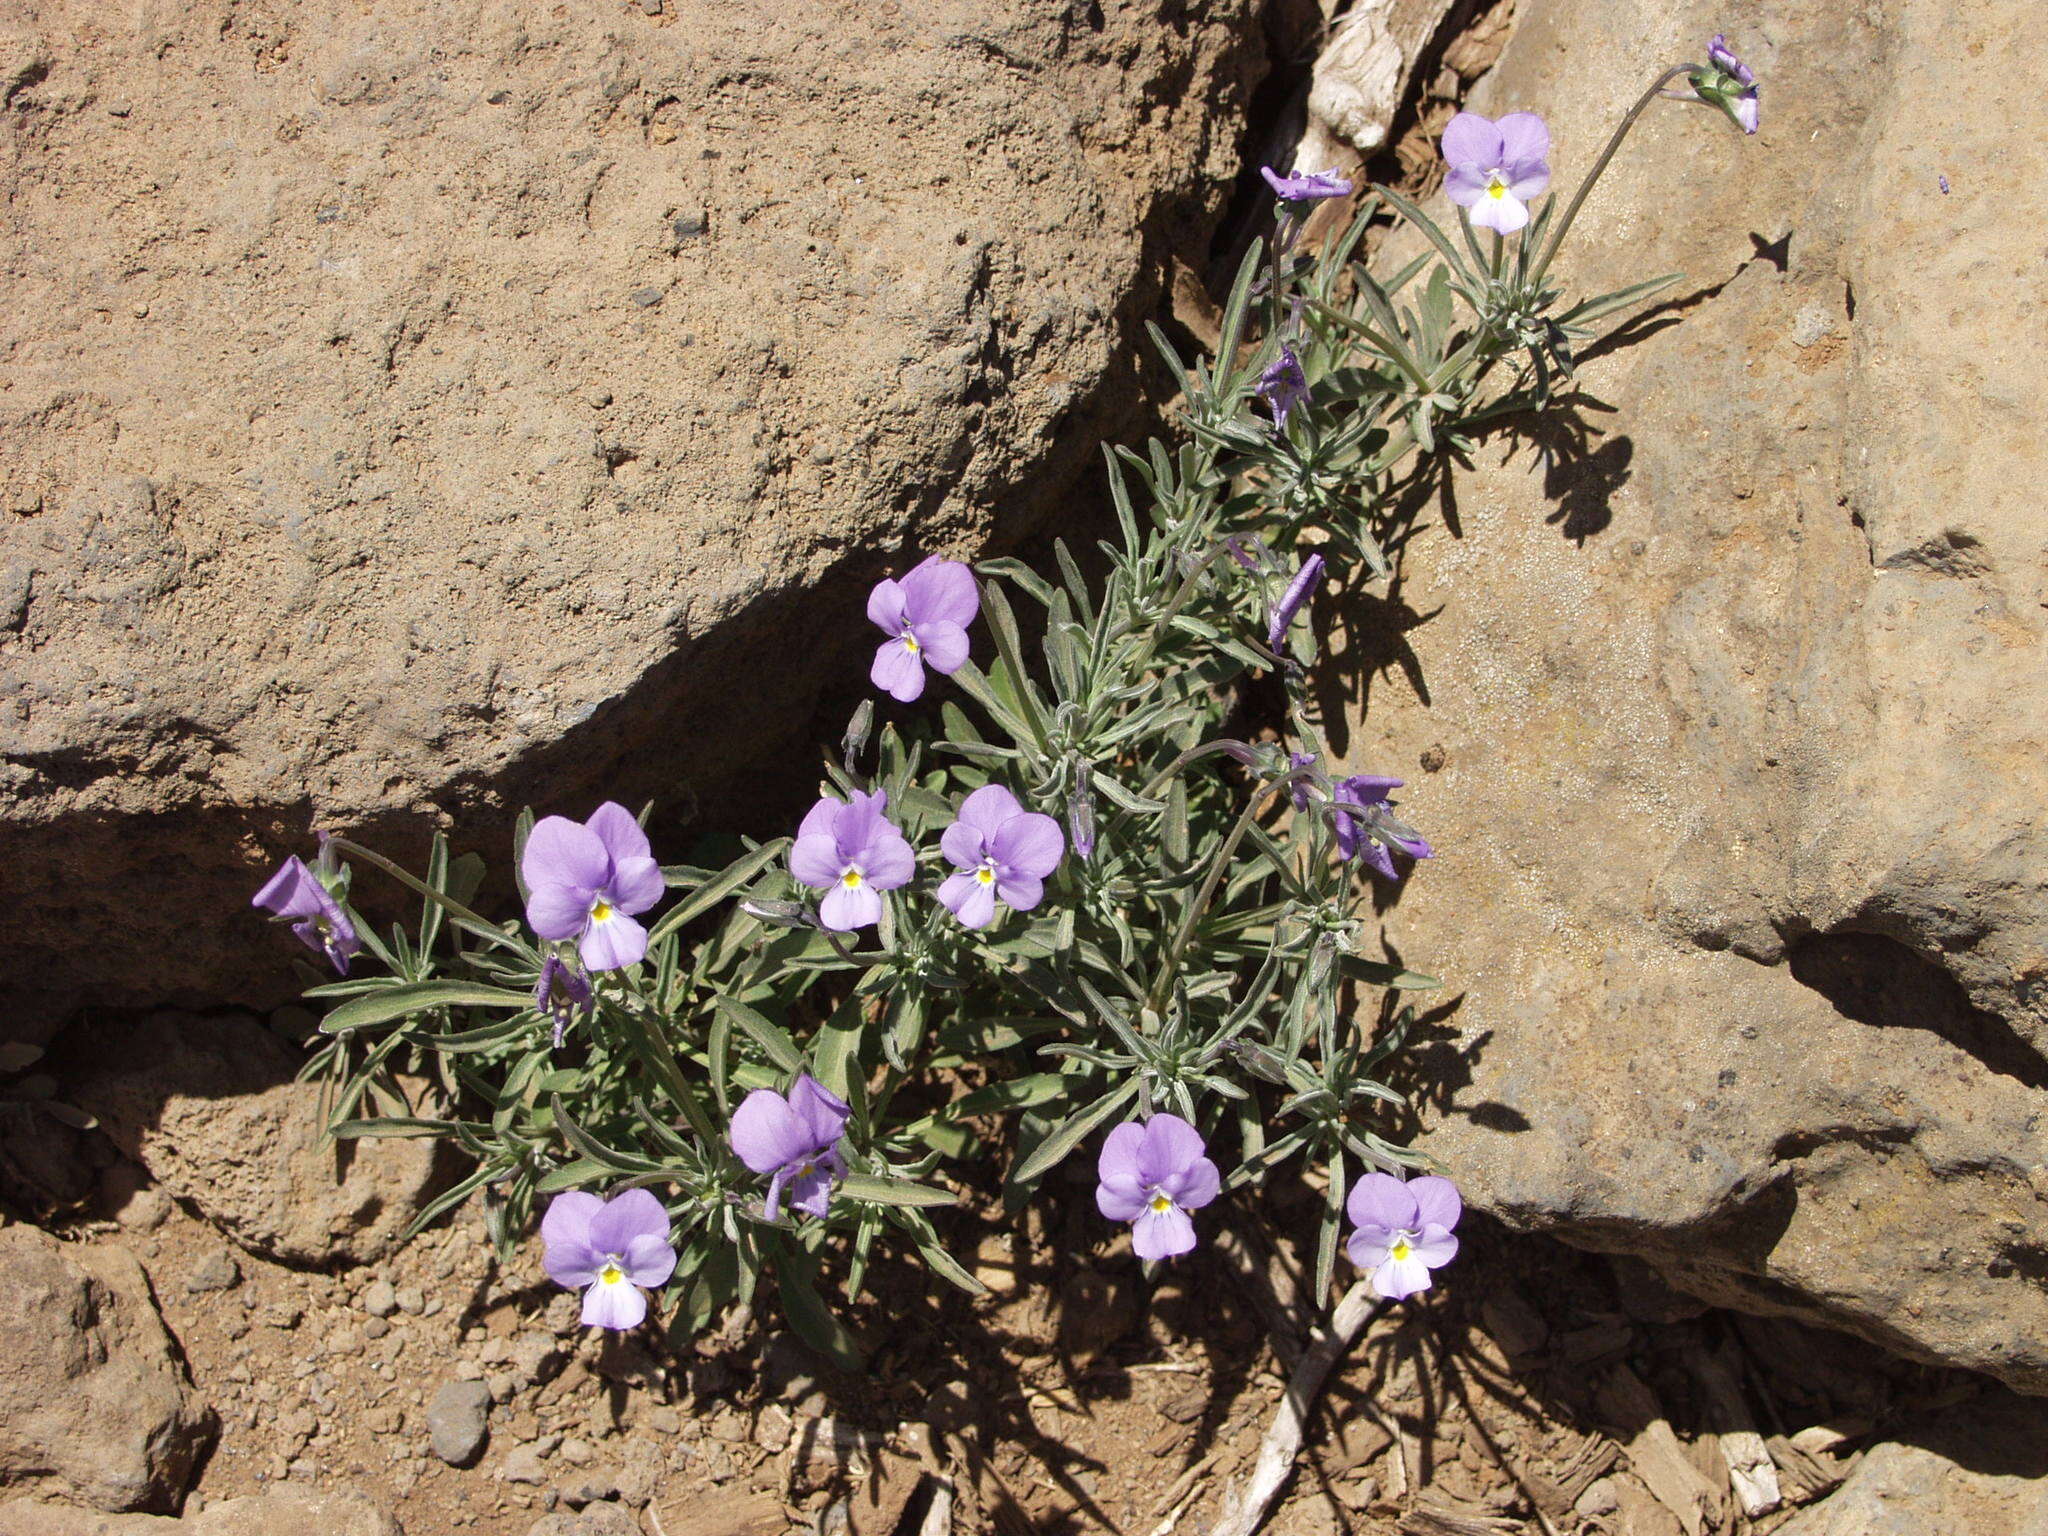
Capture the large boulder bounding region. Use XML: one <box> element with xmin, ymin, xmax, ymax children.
<box><xmin>1331</xmin><ymin>0</ymin><xmax>2048</xmax><ymax>1388</ymax></box>
<box><xmin>70</xmin><ymin>1012</ymin><xmax>448</xmax><ymax>1266</ymax></box>
<box><xmin>0</xmin><ymin>0</ymin><xmax>1264</xmax><ymax>1029</ymax></box>
<box><xmin>0</xmin><ymin>1488</ymin><xmax>403</xmax><ymax>1535</ymax></box>
<box><xmin>0</xmin><ymin>1227</ymin><xmax>214</xmax><ymax>1512</ymax></box>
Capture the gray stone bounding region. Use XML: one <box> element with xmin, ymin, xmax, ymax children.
<box><xmin>425</xmin><ymin>1378</ymin><xmax>492</xmax><ymax>1467</ymax></box>
<box><xmin>1776</xmin><ymin>1399</ymin><xmax>2048</xmax><ymax>1535</ymax></box>
<box><xmin>186</xmin><ymin>1249</ymin><xmax>241</xmax><ymax>1295</ymax></box>
<box><xmin>360</xmin><ymin>1279</ymin><xmax>398</xmax><ymax>1318</ymax></box>
<box><xmin>1344</xmin><ymin>0</ymin><xmax>2048</xmax><ymax>1393</ymax></box>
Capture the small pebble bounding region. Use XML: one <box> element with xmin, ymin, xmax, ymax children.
<box><xmin>559</xmin><ymin>1437</ymin><xmax>595</xmax><ymax>1467</ymax></box>
<box><xmin>187</xmin><ymin>1249</ymin><xmax>242</xmax><ymax>1294</ymax></box>
<box><xmin>362</xmin><ymin>1278</ymin><xmax>399</xmax><ymax>1317</ymax></box>
<box><xmin>427</xmin><ymin>1379</ymin><xmax>494</xmax><ymax>1467</ymax></box>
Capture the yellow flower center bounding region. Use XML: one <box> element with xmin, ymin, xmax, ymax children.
<box><xmin>1149</xmin><ymin>1194</ymin><xmax>1173</xmax><ymax>1214</ymax></box>
<box><xmin>976</xmin><ymin>866</ymin><xmax>995</xmax><ymax>885</ymax></box>
<box><xmin>902</xmin><ymin>630</ymin><xmax>921</xmax><ymax>654</ymax></box>
<box><xmin>590</xmin><ymin>899</ymin><xmax>613</xmax><ymax>923</ymax></box>
<box><xmin>841</xmin><ymin>868</ymin><xmax>864</xmax><ymax>889</ymax></box>
<box><xmin>1390</xmin><ymin>1238</ymin><xmax>1412</xmax><ymax>1262</ymax></box>
<box><xmin>1485</xmin><ymin>173</ymin><xmax>1508</xmax><ymax>200</ymax></box>
<box><xmin>599</xmin><ymin>1262</ymin><xmax>624</xmax><ymax>1286</ymax></box>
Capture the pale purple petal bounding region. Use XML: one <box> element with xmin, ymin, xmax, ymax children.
<box><xmin>1098</xmin><ymin>1121</ymin><xmax>1147</xmax><ymax>1185</ymax></box>
<box><xmin>797</xmin><ymin>797</ymin><xmax>840</xmax><ymax>842</ymax></box>
<box><xmin>991</xmin><ymin>871</ymin><xmax>1042</xmax><ymax>914</ymax></box>
<box><xmin>541</xmin><ymin>1192</ymin><xmax>603</xmax><ymax>1287</ymax></box>
<box><xmin>787</xmin><ymin>1163</ymin><xmax>836</xmax><ymax>1219</ymax></box>
<box><xmin>527</xmin><ymin>882</ymin><xmax>596</xmax><ymax>943</ymax></box>
<box><xmin>818</xmin><ymin>882</ymin><xmax>882</xmax><ymax>931</ymax></box>
<box><xmin>1412</xmin><ymin>1227</ymin><xmax>1459</xmax><ymax>1269</ymax></box>
<box><xmin>1372</xmin><ymin>1253</ymin><xmax>1435</xmax><ymax>1300</ymax></box>
<box><xmin>252</xmin><ymin>857</ymin><xmax>323</xmax><ymax>918</ymax></box>
<box><xmin>1505</xmin><ymin>158</ymin><xmax>1551</xmax><ymax>201</ymax></box>
<box><xmin>587</xmin><ymin>1188</ymin><xmax>669</xmax><ymax>1254</ymax></box>
<box><xmin>788</xmin><ymin>1075</ymin><xmax>851</xmax><ymax>1149</ymax></box>
<box><xmin>940</xmin><ymin>820</ymin><xmax>990</xmax><ymax>872</ymax></box>
<box><xmin>1496</xmin><ymin>112</ymin><xmax>1549</xmax><ymax>165</ymax></box>
<box><xmin>523</xmin><ymin>817</ymin><xmax>611</xmax><ymax>895</ymax></box>
<box><xmin>764</xmin><ymin>1165</ymin><xmax>792</xmax><ymax>1221</ymax></box>
<box><xmin>578</xmin><ymin>911</ymin><xmax>648</xmax><ymax>971</ymax></box>
<box><xmin>1161</xmin><ymin>1155</ymin><xmax>1220</xmax><ymax>1211</ymax></box>
<box><xmin>622</xmin><ymin>1231</ymin><xmax>678</xmax><ymax>1289</ymax></box>
<box><xmin>790</xmin><ymin>834</ymin><xmax>846</xmax><ymax>890</ymax></box>
<box><xmin>957</xmin><ymin>783</ymin><xmax>1023</xmax><ymax>839</ymax></box>
<box><xmin>1095</xmin><ymin>1174</ymin><xmax>1148</xmax><ymax>1223</ymax></box>
<box><xmin>1347</xmin><ymin>1172</ymin><xmax>1420</xmax><ymax>1233</ymax></box>
<box><xmin>1440</xmin><ymin>112</ymin><xmax>1503</xmax><ymax>172</ymax></box>
<box><xmin>898</xmin><ymin>556</ymin><xmax>980</xmax><ymax>628</ymax></box>
<box><xmin>1444</xmin><ymin>164</ymin><xmax>1490</xmax><ymax>207</ymax></box>
<box><xmin>586</xmin><ymin>801</ymin><xmax>650</xmax><ymax>867</ymax></box>
<box><xmin>1356</xmin><ymin>839</ymin><xmax>1401</xmax><ymax>881</ymax></box>
<box><xmin>872</xmin><ymin>638</ymin><xmax>926</xmax><ymax>702</ymax></box>
<box><xmin>731</xmin><ymin>1090</ymin><xmax>810</xmax><ymax>1174</ymax></box>
<box><xmin>1347</xmin><ymin>1227</ymin><xmax>1394</xmax><ymax>1271</ymax></box>
<box><xmin>1342</xmin><ymin>775</ymin><xmax>1403</xmax><ymax>805</ymax></box>
<box><xmin>581</xmin><ymin>1277</ymin><xmax>648</xmax><ymax>1330</ymax></box>
<box><xmin>1407</xmin><ymin>1176</ymin><xmax>1461</xmax><ymax>1231</ymax></box>
<box><xmin>909</xmin><ymin>619</ymin><xmax>970</xmax><ymax>674</ymax></box>
<box><xmin>866</xmin><ymin>577</ymin><xmax>907</xmax><ymax>635</ymax></box>
<box><xmin>608</xmin><ymin>855</ymin><xmax>664</xmax><ymax>917</ymax></box>
<box><xmin>1140</xmin><ymin>1114</ymin><xmax>1208</xmax><ymax>1186</ymax></box>
<box><xmin>859</xmin><ymin>831</ymin><xmax>915</xmax><ymax>891</ymax></box>
<box><xmin>939</xmin><ymin>872</ymin><xmax>997</xmax><ymax>929</ymax></box>
<box><xmin>1468</xmin><ymin>192</ymin><xmax>1529</xmax><ymax>235</ymax></box>
<box><xmin>990</xmin><ymin>812</ymin><xmax>1064</xmax><ymax>878</ymax></box>
<box><xmin>1132</xmin><ymin>1203</ymin><xmax>1197</xmax><ymax>1260</ymax></box>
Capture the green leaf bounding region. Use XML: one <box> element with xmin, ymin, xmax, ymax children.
<box><xmin>1010</xmin><ymin>1077</ymin><xmax>1138</xmax><ymax>1187</ymax></box>
<box><xmin>839</xmin><ymin>1173</ymin><xmax>956</xmax><ymax>1208</ymax></box>
<box><xmin>319</xmin><ymin>982</ymin><xmax>534</xmax><ymax>1035</ymax></box>
<box><xmin>777</xmin><ymin>1256</ymin><xmax>865</xmax><ymax>1371</ymax></box>
<box><xmin>714</xmin><ymin>997</ymin><xmax>804</xmax><ymax>1075</ymax></box>
<box><xmin>647</xmin><ymin>840</ymin><xmax>787</xmax><ymax>944</ymax></box>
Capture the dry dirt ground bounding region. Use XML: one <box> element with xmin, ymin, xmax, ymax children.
<box><xmin>66</xmin><ymin>1161</ymin><xmax>2018</xmax><ymax>1536</ymax></box>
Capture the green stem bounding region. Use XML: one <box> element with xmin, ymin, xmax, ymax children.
<box><xmin>1149</xmin><ymin>779</ymin><xmax>1289</xmax><ymax>1010</ymax></box>
<box><xmin>1529</xmin><ymin>64</ymin><xmax>1699</xmax><ymax>292</ymax></box>
<box><xmin>327</xmin><ymin>836</ymin><xmax>534</xmax><ymax>956</ymax></box>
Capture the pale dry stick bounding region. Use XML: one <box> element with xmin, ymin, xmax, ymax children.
<box><xmin>917</xmin><ymin>1475</ymin><xmax>955</xmax><ymax>1536</ymax></box>
<box><xmin>1208</xmin><ymin>1278</ymin><xmax>1386</xmax><ymax>1536</ymax></box>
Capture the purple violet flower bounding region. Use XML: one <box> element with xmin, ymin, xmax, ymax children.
<box><xmin>1260</xmin><ymin>166</ymin><xmax>1355</xmax><ymax>202</ymax></box>
<box><xmin>1346</xmin><ymin>1173</ymin><xmax>1461</xmax><ymax>1300</ymax></box>
<box><xmin>1332</xmin><ymin>774</ymin><xmax>1435</xmax><ymax>880</ymax></box>
<box><xmin>1699</xmin><ymin>33</ymin><xmax>1760</xmax><ymax>135</ymax></box>
<box><xmin>1266</xmin><ymin>552</ymin><xmax>1326</xmax><ymax>653</ymax></box>
<box><xmin>1288</xmin><ymin>751</ymin><xmax>1320</xmax><ymax>812</ymax></box>
<box><xmin>1257</xmin><ymin>345</ymin><xmax>1310</xmax><ymax>431</ymax></box>
<box><xmin>867</xmin><ymin>555</ymin><xmax>980</xmax><ymax>704</ymax></box>
<box><xmin>729</xmin><ymin>1073</ymin><xmax>851</xmax><ymax>1220</ymax></box>
<box><xmin>1095</xmin><ymin>1114</ymin><xmax>1221</xmax><ymax>1261</ymax></box>
<box><xmin>541</xmin><ymin>1188</ymin><xmax>678</xmax><ymax>1330</ymax></box>
<box><xmin>1441</xmin><ymin>112</ymin><xmax>1552</xmax><ymax>234</ymax></box>
<box><xmin>252</xmin><ymin>853</ymin><xmax>360</xmax><ymax>975</ymax></box>
<box><xmin>937</xmin><ymin>784</ymin><xmax>1065</xmax><ymax>930</ymax></box>
<box><xmin>535</xmin><ymin>954</ymin><xmax>594</xmax><ymax>1049</ymax></box>
<box><xmin>521</xmin><ymin>803</ymin><xmax>664</xmax><ymax>972</ymax></box>
<box><xmin>790</xmin><ymin>789</ymin><xmax>915</xmax><ymax>931</ymax></box>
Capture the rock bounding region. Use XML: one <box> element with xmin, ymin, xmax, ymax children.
<box><xmin>1775</xmin><ymin>1398</ymin><xmax>2048</xmax><ymax>1534</ymax></box>
<box><xmin>524</xmin><ymin>1508</ymin><xmax>640</xmax><ymax>1536</ymax></box>
<box><xmin>0</xmin><ymin>1227</ymin><xmax>214</xmax><ymax>1512</ymax></box>
<box><xmin>185</xmin><ymin>1249</ymin><xmax>242</xmax><ymax>1295</ymax></box>
<box><xmin>500</xmin><ymin>1444</ymin><xmax>550</xmax><ymax>1485</ymax></box>
<box><xmin>360</xmin><ymin>1278</ymin><xmax>398</xmax><ymax>1317</ymax></box>
<box><xmin>1343</xmin><ymin>0</ymin><xmax>2048</xmax><ymax>1392</ymax></box>
<box><xmin>0</xmin><ymin>0</ymin><xmax>1268</xmax><ymax>1030</ymax></box>
<box><xmin>98</xmin><ymin>1162</ymin><xmax>172</xmax><ymax>1233</ymax></box>
<box><xmin>559</xmin><ymin>1471</ymin><xmax>619</xmax><ymax>1509</ymax></box>
<box><xmin>425</xmin><ymin>1378</ymin><xmax>493</xmax><ymax>1467</ymax></box>
<box><xmin>70</xmin><ymin>1012</ymin><xmax>446</xmax><ymax>1266</ymax></box>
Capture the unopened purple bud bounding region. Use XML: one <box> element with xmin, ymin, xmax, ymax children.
<box><xmin>1707</xmin><ymin>33</ymin><xmax>1755</xmax><ymax>87</ymax></box>
<box><xmin>1693</xmin><ymin>35</ymin><xmax>1760</xmax><ymax>135</ymax></box>
<box><xmin>1288</xmin><ymin>751</ymin><xmax>1319</xmax><ymax>812</ymax></box>
<box><xmin>1256</xmin><ymin>345</ymin><xmax>1310</xmax><ymax>431</ymax></box>
<box><xmin>536</xmin><ymin>954</ymin><xmax>594</xmax><ymax>1049</ymax></box>
<box><xmin>1259</xmin><ymin>166</ymin><xmax>1355</xmax><ymax>203</ymax></box>
<box><xmin>1265</xmin><ymin>553</ymin><xmax>1326</xmax><ymax>654</ymax></box>
<box><xmin>1224</xmin><ymin>536</ymin><xmax>1260</xmax><ymax>573</ymax></box>
<box><xmin>1067</xmin><ymin>763</ymin><xmax>1097</xmax><ymax>863</ymax></box>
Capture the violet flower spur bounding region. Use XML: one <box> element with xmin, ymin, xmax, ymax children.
<box><xmin>1260</xmin><ymin>165</ymin><xmax>1354</xmax><ymax>202</ymax></box>
<box><xmin>252</xmin><ymin>854</ymin><xmax>360</xmax><ymax>975</ymax></box>
<box><xmin>1095</xmin><ymin>1114</ymin><xmax>1220</xmax><ymax>1261</ymax></box>
<box><xmin>541</xmin><ymin>1188</ymin><xmax>678</xmax><ymax>1330</ymax></box>
<box><xmin>1265</xmin><ymin>552</ymin><xmax>1326</xmax><ymax>653</ymax></box>
<box><xmin>1257</xmin><ymin>345</ymin><xmax>1310</xmax><ymax>431</ymax></box>
<box><xmin>867</xmin><ymin>555</ymin><xmax>980</xmax><ymax>704</ymax></box>
<box><xmin>1346</xmin><ymin>1173</ymin><xmax>1460</xmax><ymax>1300</ymax></box>
<box><xmin>789</xmin><ymin>789</ymin><xmax>916</xmax><ymax>931</ymax></box>
<box><xmin>729</xmin><ymin>1073</ymin><xmax>851</xmax><ymax>1220</ymax></box>
<box><xmin>937</xmin><ymin>784</ymin><xmax>1064</xmax><ymax>930</ymax></box>
<box><xmin>1332</xmin><ymin>774</ymin><xmax>1435</xmax><ymax>880</ymax></box>
<box><xmin>535</xmin><ymin>954</ymin><xmax>593</xmax><ymax>1049</ymax></box>
<box><xmin>1440</xmin><ymin>111</ymin><xmax>1552</xmax><ymax>234</ymax></box>
<box><xmin>521</xmin><ymin>802</ymin><xmax>664</xmax><ymax>972</ymax></box>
